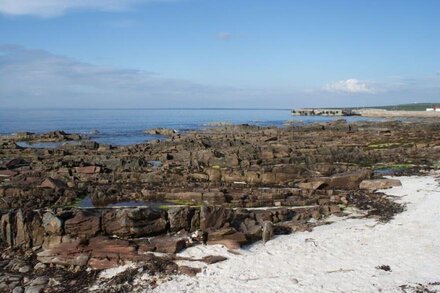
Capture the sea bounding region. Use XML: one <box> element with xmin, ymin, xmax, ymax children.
<box><xmin>0</xmin><ymin>109</ymin><xmax>378</xmax><ymax>146</ymax></box>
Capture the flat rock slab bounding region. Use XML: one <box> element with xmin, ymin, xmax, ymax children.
<box><xmin>359</xmin><ymin>179</ymin><xmax>402</xmax><ymax>190</ymax></box>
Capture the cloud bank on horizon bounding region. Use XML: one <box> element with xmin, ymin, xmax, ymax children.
<box><xmin>1</xmin><ymin>45</ymin><xmax>438</xmax><ymax>108</ymax></box>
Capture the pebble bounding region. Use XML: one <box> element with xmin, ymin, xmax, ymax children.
<box><xmin>30</xmin><ymin>276</ymin><xmax>49</xmax><ymax>286</ymax></box>
<box><xmin>25</xmin><ymin>285</ymin><xmax>45</xmax><ymax>293</ymax></box>
<box><xmin>33</xmin><ymin>263</ymin><xmax>47</xmax><ymax>270</ymax></box>
<box><xmin>19</xmin><ymin>265</ymin><xmax>32</xmax><ymax>273</ymax></box>
<box><xmin>12</xmin><ymin>286</ymin><xmax>24</xmax><ymax>293</ymax></box>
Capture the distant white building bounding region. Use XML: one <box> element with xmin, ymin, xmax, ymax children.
<box><xmin>426</xmin><ymin>105</ymin><xmax>440</xmax><ymax>112</ymax></box>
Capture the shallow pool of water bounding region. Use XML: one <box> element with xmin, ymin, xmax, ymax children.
<box><xmin>75</xmin><ymin>196</ymin><xmax>175</xmax><ymax>208</ymax></box>
<box><xmin>16</xmin><ymin>140</ymin><xmax>83</xmax><ymax>149</ymax></box>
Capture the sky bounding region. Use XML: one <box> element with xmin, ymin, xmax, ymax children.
<box><xmin>0</xmin><ymin>0</ymin><xmax>439</xmax><ymax>108</ymax></box>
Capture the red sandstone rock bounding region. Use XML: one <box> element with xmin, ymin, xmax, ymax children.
<box><xmin>207</xmin><ymin>227</ymin><xmax>247</xmax><ymax>248</ymax></box>
<box><xmin>64</xmin><ymin>210</ymin><xmax>101</xmax><ymax>239</ymax></box>
<box><xmin>178</xmin><ymin>266</ymin><xmax>201</xmax><ymax>276</ymax></box>
<box><xmin>298</xmin><ymin>180</ymin><xmax>325</xmax><ymax>191</ymax></box>
<box><xmin>359</xmin><ymin>179</ymin><xmax>402</xmax><ymax>190</ymax></box>
<box><xmin>75</xmin><ymin>166</ymin><xmax>100</xmax><ymax>174</ymax></box>
<box><xmin>88</xmin><ymin>257</ymin><xmax>119</xmax><ymax>270</ymax></box>
<box><xmin>313</xmin><ymin>170</ymin><xmax>371</xmax><ymax>190</ymax></box>
<box><xmin>40</xmin><ymin>178</ymin><xmax>67</xmax><ymax>190</ymax></box>
<box><xmin>102</xmin><ymin>208</ymin><xmax>167</xmax><ymax>237</ymax></box>
<box><xmin>200</xmin><ymin>206</ymin><xmax>233</xmax><ymax>231</ymax></box>
<box><xmin>149</xmin><ymin>235</ymin><xmax>187</xmax><ymax>254</ymax></box>
<box><xmin>0</xmin><ymin>169</ymin><xmax>18</xmax><ymax>177</ymax></box>
<box><xmin>201</xmin><ymin>255</ymin><xmax>227</xmax><ymax>264</ymax></box>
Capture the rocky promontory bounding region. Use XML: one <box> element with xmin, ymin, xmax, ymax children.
<box><xmin>0</xmin><ymin>119</ymin><xmax>439</xmax><ymax>291</ymax></box>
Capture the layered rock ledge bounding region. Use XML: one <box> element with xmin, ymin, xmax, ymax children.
<box><xmin>0</xmin><ymin>119</ymin><xmax>439</xmax><ymax>291</ymax></box>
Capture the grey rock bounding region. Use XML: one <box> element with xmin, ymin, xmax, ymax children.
<box><xmin>25</xmin><ymin>285</ymin><xmax>45</xmax><ymax>293</ymax></box>
<box><xmin>262</xmin><ymin>221</ymin><xmax>273</xmax><ymax>244</ymax></box>
<box><xmin>29</xmin><ymin>276</ymin><xmax>49</xmax><ymax>286</ymax></box>
<box><xmin>33</xmin><ymin>263</ymin><xmax>47</xmax><ymax>271</ymax></box>
<box><xmin>42</xmin><ymin>213</ymin><xmax>63</xmax><ymax>235</ymax></box>
<box><xmin>18</xmin><ymin>265</ymin><xmax>31</xmax><ymax>273</ymax></box>
<box><xmin>13</xmin><ymin>287</ymin><xmax>24</xmax><ymax>293</ymax></box>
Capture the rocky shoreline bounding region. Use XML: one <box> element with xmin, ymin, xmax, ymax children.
<box><xmin>1</xmin><ymin>119</ymin><xmax>439</xmax><ymax>292</ymax></box>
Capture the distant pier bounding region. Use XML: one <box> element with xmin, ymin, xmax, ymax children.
<box><xmin>291</xmin><ymin>108</ymin><xmax>356</xmax><ymax>116</ymax></box>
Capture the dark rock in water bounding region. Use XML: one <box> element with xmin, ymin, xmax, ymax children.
<box><xmin>144</xmin><ymin>128</ymin><xmax>177</xmax><ymax>136</ymax></box>
<box><xmin>80</xmin><ymin>141</ymin><xmax>99</xmax><ymax>149</ymax></box>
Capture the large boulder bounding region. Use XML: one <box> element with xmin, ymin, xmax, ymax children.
<box><xmin>30</xmin><ymin>212</ymin><xmax>45</xmax><ymax>247</ymax></box>
<box><xmin>64</xmin><ymin>210</ymin><xmax>101</xmax><ymax>239</ymax></box>
<box><xmin>148</xmin><ymin>235</ymin><xmax>187</xmax><ymax>254</ymax></box>
<box><xmin>200</xmin><ymin>206</ymin><xmax>233</xmax><ymax>231</ymax></box>
<box><xmin>359</xmin><ymin>179</ymin><xmax>402</xmax><ymax>190</ymax></box>
<box><xmin>167</xmin><ymin>207</ymin><xmax>194</xmax><ymax>232</ymax></box>
<box><xmin>37</xmin><ymin>238</ymin><xmax>89</xmax><ymax>267</ymax></box>
<box><xmin>0</xmin><ymin>211</ymin><xmax>13</xmax><ymax>246</ymax></box>
<box><xmin>313</xmin><ymin>170</ymin><xmax>371</xmax><ymax>190</ymax></box>
<box><xmin>42</xmin><ymin>212</ymin><xmax>63</xmax><ymax>235</ymax></box>
<box><xmin>239</xmin><ymin>218</ymin><xmax>262</xmax><ymax>241</ymax></box>
<box><xmin>207</xmin><ymin>227</ymin><xmax>247</xmax><ymax>248</ymax></box>
<box><xmin>102</xmin><ymin>208</ymin><xmax>167</xmax><ymax>237</ymax></box>
<box><xmin>297</xmin><ymin>180</ymin><xmax>325</xmax><ymax>192</ymax></box>
<box><xmin>14</xmin><ymin>209</ymin><xmax>31</xmax><ymax>247</ymax></box>
<box><xmin>88</xmin><ymin>236</ymin><xmax>139</xmax><ymax>268</ymax></box>
<box><xmin>37</xmin><ymin>236</ymin><xmax>144</xmax><ymax>269</ymax></box>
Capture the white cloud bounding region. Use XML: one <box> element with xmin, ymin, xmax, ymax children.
<box><xmin>0</xmin><ymin>45</ymin><xmax>437</xmax><ymax>108</ymax></box>
<box><xmin>324</xmin><ymin>78</ymin><xmax>375</xmax><ymax>94</ymax></box>
<box><xmin>0</xmin><ymin>45</ymin><xmax>227</xmax><ymax>107</ymax></box>
<box><xmin>0</xmin><ymin>0</ymin><xmax>173</xmax><ymax>17</ymax></box>
<box><xmin>0</xmin><ymin>45</ymin><xmax>295</xmax><ymax>108</ymax></box>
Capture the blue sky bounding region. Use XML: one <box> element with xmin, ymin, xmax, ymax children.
<box><xmin>0</xmin><ymin>0</ymin><xmax>439</xmax><ymax>108</ymax></box>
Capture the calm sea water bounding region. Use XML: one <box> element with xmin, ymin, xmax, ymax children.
<box><xmin>0</xmin><ymin>109</ymin><xmax>376</xmax><ymax>146</ymax></box>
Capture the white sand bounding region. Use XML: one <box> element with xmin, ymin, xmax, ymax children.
<box><xmin>153</xmin><ymin>174</ymin><xmax>440</xmax><ymax>292</ymax></box>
